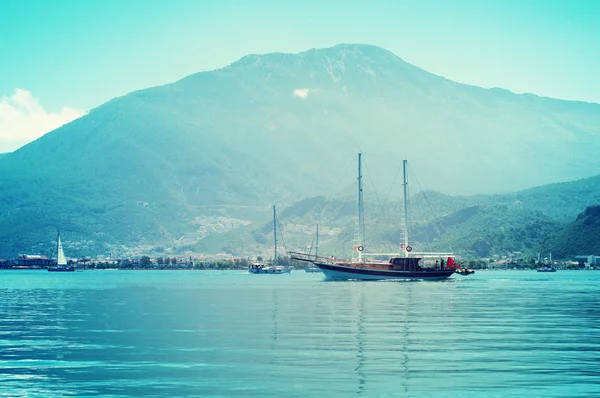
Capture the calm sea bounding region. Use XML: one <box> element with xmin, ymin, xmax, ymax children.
<box><xmin>0</xmin><ymin>270</ymin><xmax>599</xmax><ymax>397</ymax></box>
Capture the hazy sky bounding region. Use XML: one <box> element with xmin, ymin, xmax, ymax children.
<box><xmin>1</xmin><ymin>0</ymin><xmax>599</xmax><ymax>152</ymax></box>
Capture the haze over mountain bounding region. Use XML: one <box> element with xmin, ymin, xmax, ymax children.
<box><xmin>1</xmin><ymin>44</ymin><xmax>599</xmax><ymax>257</ymax></box>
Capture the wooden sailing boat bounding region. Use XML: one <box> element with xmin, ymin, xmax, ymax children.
<box><xmin>48</xmin><ymin>231</ymin><xmax>75</xmax><ymax>272</ymax></box>
<box><xmin>291</xmin><ymin>153</ymin><xmax>459</xmax><ymax>281</ymax></box>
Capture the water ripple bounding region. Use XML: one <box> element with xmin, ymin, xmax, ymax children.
<box><xmin>0</xmin><ymin>270</ymin><xmax>598</xmax><ymax>397</ymax></box>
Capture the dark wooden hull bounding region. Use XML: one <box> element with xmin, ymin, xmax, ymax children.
<box><xmin>48</xmin><ymin>266</ymin><xmax>75</xmax><ymax>272</ymax></box>
<box><xmin>315</xmin><ymin>262</ymin><xmax>455</xmax><ymax>281</ymax></box>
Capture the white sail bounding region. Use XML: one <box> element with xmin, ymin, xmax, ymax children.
<box><xmin>57</xmin><ymin>234</ymin><xmax>67</xmax><ymax>265</ymax></box>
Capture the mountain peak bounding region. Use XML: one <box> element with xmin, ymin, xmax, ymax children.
<box><xmin>302</xmin><ymin>43</ymin><xmax>402</xmax><ymax>59</ymax></box>
<box><xmin>226</xmin><ymin>43</ymin><xmax>408</xmax><ymax>71</ymax></box>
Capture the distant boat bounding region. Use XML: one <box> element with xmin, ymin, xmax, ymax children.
<box><xmin>248</xmin><ymin>262</ymin><xmax>291</xmax><ymax>274</ymax></box>
<box><xmin>454</xmin><ymin>266</ymin><xmax>475</xmax><ymax>276</ymax></box>
<box><xmin>291</xmin><ymin>154</ymin><xmax>458</xmax><ymax>281</ymax></box>
<box><xmin>537</xmin><ymin>265</ymin><xmax>556</xmax><ymax>273</ymax></box>
<box><xmin>536</xmin><ymin>252</ymin><xmax>556</xmax><ymax>272</ymax></box>
<box><xmin>448</xmin><ymin>257</ymin><xmax>475</xmax><ymax>276</ymax></box>
<box><xmin>48</xmin><ymin>232</ymin><xmax>75</xmax><ymax>272</ymax></box>
<box><xmin>249</xmin><ymin>205</ymin><xmax>291</xmax><ymax>274</ymax></box>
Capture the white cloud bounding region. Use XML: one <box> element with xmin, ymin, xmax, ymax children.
<box><xmin>293</xmin><ymin>88</ymin><xmax>310</xmax><ymax>99</ymax></box>
<box><xmin>0</xmin><ymin>89</ymin><xmax>86</xmax><ymax>153</ymax></box>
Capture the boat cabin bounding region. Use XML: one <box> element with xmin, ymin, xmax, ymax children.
<box><xmin>388</xmin><ymin>257</ymin><xmax>423</xmax><ymax>271</ymax></box>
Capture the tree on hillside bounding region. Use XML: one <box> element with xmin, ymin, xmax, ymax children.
<box><xmin>140</xmin><ymin>255</ymin><xmax>151</xmax><ymax>268</ymax></box>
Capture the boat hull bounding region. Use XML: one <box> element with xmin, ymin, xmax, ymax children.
<box><xmin>248</xmin><ymin>267</ymin><xmax>291</xmax><ymax>274</ymax></box>
<box><xmin>315</xmin><ymin>262</ymin><xmax>454</xmax><ymax>281</ymax></box>
<box><xmin>48</xmin><ymin>266</ymin><xmax>75</xmax><ymax>272</ymax></box>
<box><xmin>304</xmin><ymin>268</ymin><xmax>322</xmax><ymax>273</ymax></box>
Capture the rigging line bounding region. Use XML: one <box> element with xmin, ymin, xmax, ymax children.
<box><xmin>410</xmin><ymin>170</ymin><xmax>440</xmax><ymax>254</ymax></box>
<box><xmin>408</xmin><ymin>164</ymin><xmax>445</xmax><ymax>227</ymax></box>
<box><xmin>407</xmin><ymin>164</ymin><xmax>456</xmax><ymax>254</ymax></box>
<box><xmin>380</xmin><ymin>159</ymin><xmax>404</xmax><ymax>245</ymax></box>
<box><xmin>306</xmin><ymin>230</ymin><xmax>317</xmax><ymax>256</ymax></box>
<box><xmin>318</xmin><ymin>158</ymin><xmax>354</xmax><ymax>223</ymax></box>
<box><xmin>413</xmin><ymin>187</ymin><xmax>436</xmax><ymax>253</ymax></box>
<box><xmin>361</xmin><ymin>156</ymin><xmax>385</xmax><ymax>246</ymax></box>
<box><xmin>301</xmin><ymin>158</ymin><xmax>354</xmax><ymax>255</ymax></box>
<box><xmin>382</xmin><ymin>158</ymin><xmax>404</xmax><ymax>207</ymax></box>
<box><xmin>360</xmin><ymin>152</ymin><xmax>406</xmax><ymax>162</ymax></box>
<box><xmin>361</xmin><ymin>157</ymin><xmax>400</xmax><ymax>241</ymax></box>
<box><xmin>407</xmin><ymin>167</ymin><xmax>435</xmax><ymax>250</ymax></box>
<box><xmin>275</xmin><ymin>212</ymin><xmax>287</xmax><ymax>255</ymax></box>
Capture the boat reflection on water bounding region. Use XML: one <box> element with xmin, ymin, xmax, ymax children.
<box><xmin>355</xmin><ymin>290</ymin><xmax>366</xmax><ymax>396</ymax></box>
<box><xmin>351</xmin><ymin>286</ymin><xmax>413</xmax><ymax>396</ymax></box>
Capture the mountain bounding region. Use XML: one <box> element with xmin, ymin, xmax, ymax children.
<box><xmin>547</xmin><ymin>206</ymin><xmax>600</xmax><ymax>258</ymax></box>
<box><xmin>186</xmin><ymin>174</ymin><xmax>599</xmax><ymax>262</ymax></box>
<box><xmin>1</xmin><ymin>43</ymin><xmax>600</xmax><ymax>257</ymax></box>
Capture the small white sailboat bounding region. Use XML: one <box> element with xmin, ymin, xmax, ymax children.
<box><xmin>249</xmin><ymin>206</ymin><xmax>291</xmax><ymax>274</ymax></box>
<box><xmin>48</xmin><ymin>232</ymin><xmax>75</xmax><ymax>272</ymax></box>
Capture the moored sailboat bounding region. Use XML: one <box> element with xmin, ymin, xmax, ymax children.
<box><xmin>291</xmin><ymin>153</ymin><xmax>459</xmax><ymax>281</ymax></box>
<box><xmin>48</xmin><ymin>232</ymin><xmax>75</xmax><ymax>272</ymax></box>
<box><xmin>249</xmin><ymin>205</ymin><xmax>291</xmax><ymax>274</ymax></box>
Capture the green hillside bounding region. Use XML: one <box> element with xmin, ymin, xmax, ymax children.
<box><xmin>547</xmin><ymin>206</ymin><xmax>600</xmax><ymax>257</ymax></box>
<box><xmin>1</xmin><ymin>44</ymin><xmax>600</xmax><ymax>258</ymax></box>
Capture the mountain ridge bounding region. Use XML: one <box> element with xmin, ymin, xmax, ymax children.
<box><xmin>1</xmin><ymin>43</ymin><xmax>599</xmax><ymax>257</ymax></box>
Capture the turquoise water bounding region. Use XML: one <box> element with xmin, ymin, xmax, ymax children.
<box><xmin>1</xmin><ymin>270</ymin><xmax>599</xmax><ymax>397</ymax></box>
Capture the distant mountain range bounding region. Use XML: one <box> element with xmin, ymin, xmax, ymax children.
<box><xmin>1</xmin><ymin>44</ymin><xmax>599</xmax><ymax>258</ymax></box>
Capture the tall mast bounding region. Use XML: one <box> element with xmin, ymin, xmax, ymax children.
<box><xmin>273</xmin><ymin>205</ymin><xmax>277</xmax><ymax>264</ymax></box>
<box><xmin>402</xmin><ymin>159</ymin><xmax>409</xmax><ymax>257</ymax></box>
<box><xmin>315</xmin><ymin>223</ymin><xmax>319</xmax><ymax>257</ymax></box>
<box><xmin>358</xmin><ymin>153</ymin><xmax>364</xmax><ymax>262</ymax></box>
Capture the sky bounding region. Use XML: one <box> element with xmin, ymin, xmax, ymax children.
<box><xmin>1</xmin><ymin>0</ymin><xmax>599</xmax><ymax>152</ymax></box>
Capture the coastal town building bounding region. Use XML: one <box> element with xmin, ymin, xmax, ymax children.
<box><xmin>15</xmin><ymin>254</ymin><xmax>54</xmax><ymax>268</ymax></box>
<box><xmin>574</xmin><ymin>255</ymin><xmax>600</xmax><ymax>269</ymax></box>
